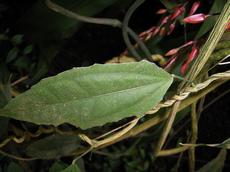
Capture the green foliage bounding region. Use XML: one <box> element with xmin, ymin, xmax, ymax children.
<box><xmin>61</xmin><ymin>164</ymin><xmax>81</xmax><ymax>172</ymax></box>
<box><xmin>49</xmin><ymin>162</ymin><xmax>68</xmax><ymax>172</ymax></box>
<box><xmin>196</xmin><ymin>149</ymin><xmax>227</xmax><ymax>172</ymax></box>
<box><xmin>0</xmin><ymin>61</ymin><xmax>173</xmax><ymax>129</ymax></box>
<box><xmin>7</xmin><ymin>162</ymin><xmax>24</xmax><ymax>172</ymax></box>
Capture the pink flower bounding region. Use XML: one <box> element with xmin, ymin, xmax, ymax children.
<box><xmin>156</xmin><ymin>8</ymin><xmax>167</xmax><ymax>14</ymax></box>
<box><xmin>183</xmin><ymin>13</ymin><xmax>209</xmax><ymax>24</ymax></box>
<box><xmin>165</xmin><ymin>48</ymin><xmax>179</xmax><ymax>56</ymax></box>
<box><xmin>161</xmin><ymin>16</ymin><xmax>169</xmax><ymax>25</ymax></box>
<box><xmin>180</xmin><ymin>41</ymin><xmax>194</xmax><ymax>48</ymax></box>
<box><xmin>167</xmin><ymin>23</ymin><xmax>175</xmax><ymax>35</ymax></box>
<box><xmin>170</xmin><ymin>5</ymin><xmax>185</xmax><ymax>20</ymax></box>
<box><xmin>164</xmin><ymin>56</ymin><xmax>177</xmax><ymax>70</ymax></box>
<box><xmin>165</xmin><ymin>41</ymin><xmax>194</xmax><ymax>56</ymax></box>
<box><xmin>187</xmin><ymin>46</ymin><xmax>199</xmax><ymax>63</ymax></box>
<box><xmin>180</xmin><ymin>45</ymin><xmax>199</xmax><ymax>74</ymax></box>
<box><xmin>152</xmin><ymin>27</ymin><xmax>160</xmax><ymax>36</ymax></box>
<box><xmin>188</xmin><ymin>1</ymin><xmax>201</xmax><ymax>16</ymax></box>
<box><xmin>180</xmin><ymin>61</ymin><xmax>188</xmax><ymax>75</ymax></box>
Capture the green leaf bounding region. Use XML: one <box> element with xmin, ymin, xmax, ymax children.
<box><xmin>0</xmin><ymin>61</ymin><xmax>173</xmax><ymax>129</ymax></box>
<box><xmin>216</xmin><ymin>138</ymin><xmax>230</xmax><ymax>149</ymax></box>
<box><xmin>196</xmin><ymin>149</ymin><xmax>227</xmax><ymax>172</ymax></box>
<box><xmin>49</xmin><ymin>162</ymin><xmax>68</xmax><ymax>172</ymax></box>
<box><xmin>61</xmin><ymin>164</ymin><xmax>81</xmax><ymax>172</ymax></box>
<box><xmin>6</xmin><ymin>47</ymin><xmax>19</xmax><ymax>63</ymax></box>
<box><xmin>159</xmin><ymin>0</ymin><xmax>177</xmax><ymax>10</ymax></box>
<box><xmin>23</xmin><ymin>45</ymin><xmax>33</xmax><ymax>55</ymax></box>
<box><xmin>26</xmin><ymin>134</ymin><xmax>81</xmax><ymax>159</ymax></box>
<box><xmin>7</xmin><ymin>162</ymin><xmax>24</xmax><ymax>172</ymax></box>
<box><xmin>11</xmin><ymin>34</ymin><xmax>23</xmax><ymax>45</ymax></box>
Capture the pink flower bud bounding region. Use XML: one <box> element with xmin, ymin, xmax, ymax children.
<box><xmin>180</xmin><ymin>41</ymin><xmax>194</xmax><ymax>49</ymax></box>
<box><xmin>167</xmin><ymin>23</ymin><xmax>175</xmax><ymax>35</ymax></box>
<box><xmin>156</xmin><ymin>8</ymin><xmax>167</xmax><ymax>14</ymax></box>
<box><xmin>139</xmin><ymin>26</ymin><xmax>156</xmax><ymax>38</ymax></box>
<box><xmin>170</xmin><ymin>6</ymin><xmax>185</xmax><ymax>20</ymax></box>
<box><xmin>165</xmin><ymin>48</ymin><xmax>179</xmax><ymax>56</ymax></box>
<box><xmin>161</xmin><ymin>16</ymin><xmax>169</xmax><ymax>25</ymax></box>
<box><xmin>183</xmin><ymin>13</ymin><xmax>209</xmax><ymax>24</ymax></box>
<box><xmin>187</xmin><ymin>46</ymin><xmax>199</xmax><ymax>63</ymax></box>
<box><xmin>164</xmin><ymin>56</ymin><xmax>177</xmax><ymax>70</ymax></box>
<box><xmin>180</xmin><ymin>61</ymin><xmax>189</xmax><ymax>75</ymax></box>
<box><xmin>180</xmin><ymin>46</ymin><xmax>199</xmax><ymax>75</ymax></box>
<box><xmin>189</xmin><ymin>1</ymin><xmax>201</xmax><ymax>16</ymax></box>
<box><xmin>165</xmin><ymin>41</ymin><xmax>194</xmax><ymax>56</ymax></box>
<box><xmin>152</xmin><ymin>27</ymin><xmax>160</xmax><ymax>36</ymax></box>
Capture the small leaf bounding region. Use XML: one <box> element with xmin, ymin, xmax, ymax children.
<box><xmin>196</xmin><ymin>149</ymin><xmax>227</xmax><ymax>172</ymax></box>
<box><xmin>49</xmin><ymin>162</ymin><xmax>68</xmax><ymax>172</ymax></box>
<box><xmin>11</xmin><ymin>34</ymin><xmax>23</xmax><ymax>45</ymax></box>
<box><xmin>23</xmin><ymin>45</ymin><xmax>33</xmax><ymax>54</ymax></box>
<box><xmin>26</xmin><ymin>134</ymin><xmax>81</xmax><ymax>159</ymax></box>
<box><xmin>7</xmin><ymin>162</ymin><xmax>24</xmax><ymax>172</ymax></box>
<box><xmin>0</xmin><ymin>61</ymin><xmax>173</xmax><ymax>129</ymax></box>
<box><xmin>6</xmin><ymin>47</ymin><xmax>19</xmax><ymax>63</ymax></box>
<box><xmin>0</xmin><ymin>34</ymin><xmax>8</xmax><ymax>41</ymax></box>
<box><xmin>61</xmin><ymin>164</ymin><xmax>81</xmax><ymax>172</ymax></box>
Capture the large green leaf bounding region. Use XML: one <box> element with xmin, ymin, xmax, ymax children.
<box><xmin>0</xmin><ymin>61</ymin><xmax>173</xmax><ymax>129</ymax></box>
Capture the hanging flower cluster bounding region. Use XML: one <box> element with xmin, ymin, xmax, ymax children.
<box><xmin>138</xmin><ymin>3</ymin><xmax>187</xmax><ymax>41</ymax></box>
<box><xmin>164</xmin><ymin>40</ymin><xmax>199</xmax><ymax>75</ymax></box>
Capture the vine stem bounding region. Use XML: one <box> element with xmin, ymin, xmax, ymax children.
<box><xmin>46</xmin><ymin>0</ymin><xmax>151</xmax><ymax>61</ymax></box>
<box><xmin>122</xmin><ymin>0</ymin><xmax>152</xmax><ymax>60</ymax></box>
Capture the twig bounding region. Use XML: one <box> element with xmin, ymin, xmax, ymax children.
<box><xmin>188</xmin><ymin>103</ymin><xmax>198</xmax><ymax>172</ymax></box>
<box><xmin>0</xmin><ymin>150</ymin><xmax>37</xmax><ymax>161</ymax></box>
<box><xmin>154</xmin><ymin>101</ymin><xmax>181</xmax><ymax>155</ymax></box>
<box><xmin>157</xmin><ymin>146</ymin><xmax>189</xmax><ymax>157</ymax></box>
<box><xmin>11</xmin><ymin>75</ymin><xmax>28</xmax><ymax>86</ymax></box>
